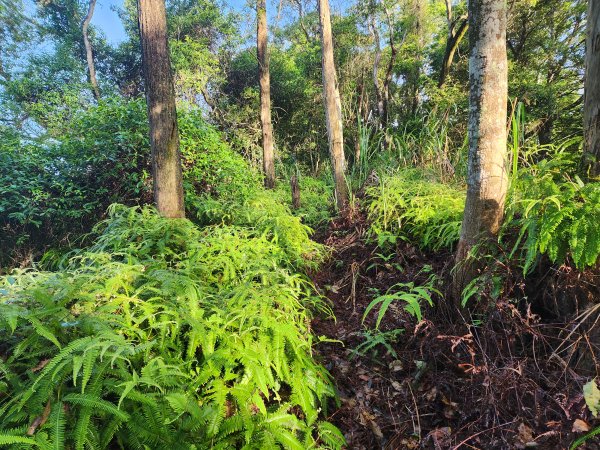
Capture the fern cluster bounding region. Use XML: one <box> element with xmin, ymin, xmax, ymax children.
<box><xmin>366</xmin><ymin>169</ymin><xmax>465</xmax><ymax>251</ymax></box>
<box><xmin>504</xmin><ymin>156</ymin><xmax>600</xmax><ymax>273</ymax></box>
<box><xmin>0</xmin><ymin>205</ymin><xmax>344</xmax><ymax>449</ymax></box>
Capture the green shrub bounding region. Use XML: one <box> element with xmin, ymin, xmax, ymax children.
<box><xmin>273</xmin><ymin>175</ymin><xmax>334</xmax><ymax>228</ymax></box>
<box><xmin>0</xmin><ymin>98</ymin><xmax>151</xmax><ymax>265</ymax></box>
<box><xmin>0</xmin><ymin>205</ymin><xmax>344</xmax><ymax>449</ymax></box>
<box><xmin>366</xmin><ymin>169</ymin><xmax>465</xmax><ymax>251</ymax></box>
<box><xmin>504</xmin><ymin>153</ymin><xmax>600</xmax><ymax>273</ymax></box>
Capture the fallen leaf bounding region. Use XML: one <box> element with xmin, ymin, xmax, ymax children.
<box><xmin>425</xmin><ymin>386</ymin><xmax>438</xmax><ymax>401</ymax></box>
<box><xmin>517</xmin><ymin>423</ymin><xmax>534</xmax><ymax>443</ymax></box>
<box><xmin>31</xmin><ymin>359</ymin><xmax>50</xmax><ymax>373</ymax></box>
<box><xmin>583</xmin><ymin>379</ymin><xmax>600</xmax><ymax>417</ymax></box>
<box><xmin>391</xmin><ymin>381</ymin><xmax>402</xmax><ymax>392</ymax></box>
<box><xmin>572</xmin><ymin>419</ymin><xmax>590</xmax><ymax>433</ymax></box>
<box><xmin>389</xmin><ymin>360</ymin><xmax>403</xmax><ymax>372</ymax></box>
<box><xmin>27</xmin><ymin>400</ymin><xmax>51</xmax><ymax>435</ymax></box>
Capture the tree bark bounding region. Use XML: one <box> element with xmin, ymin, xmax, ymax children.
<box><xmin>257</xmin><ymin>0</ymin><xmax>276</xmax><ymax>189</ymax></box>
<box><xmin>137</xmin><ymin>0</ymin><xmax>185</xmax><ymax>218</ymax></box>
<box><xmin>454</xmin><ymin>0</ymin><xmax>508</xmax><ymax>300</ymax></box>
<box><xmin>583</xmin><ymin>0</ymin><xmax>600</xmax><ymax>177</ymax></box>
<box><xmin>82</xmin><ymin>0</ymin><xmax>100</xmax><ymax>100</ymax></box>
<box><xmin>318</xmin><ymin>0</ymin><xmax>348</xmax><ymax>210</ymax></box>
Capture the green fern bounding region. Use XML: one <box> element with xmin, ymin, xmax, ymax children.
<box><xmin>0</xmin><ymin>205</ymin><xmax>343</xmax><ymax>449</ymax></box>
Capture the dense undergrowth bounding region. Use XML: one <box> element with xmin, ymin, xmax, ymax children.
<box><xmin>0</xmin><ymin>205</ymin><xmax>344</xmax><ymax>449</ymax></box>
<box><xmin>364</xmin><ymin>150</ymin><xmax>600</xmax><ymax>280</ymax></box>
<box><xmin>0</xmin><ymin>99</ymin><xmax>331</xmax><ymax>269</ymax></box>
<box><xmin>0</xmin><ymin>106</ymin><xmax>346</xmax><ymax>449</ymax></box>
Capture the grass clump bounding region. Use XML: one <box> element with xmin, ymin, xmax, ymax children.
<box><xmin>0</xmin><ymin>205</ymin><xmax>344</xmax><ymax>450</ymax></box>
<box><xmin>366</xmin><ymin>169</ymin><xmax>465</xmax><ymax>251</ymax></box>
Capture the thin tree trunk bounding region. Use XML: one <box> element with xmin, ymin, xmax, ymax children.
<box><xmin>257</xmin><ymin>0</ymin><xmax>276</xmax><ymax>189</ymax></box>
<box><xmin>318</xmin><ymin>0</ymin><xmax>348</xmax><ymax>210</ymax></box>
<box><xmin>438</xmin><ymin>8</ymin><xmax>469</xmax><ymax>88</ymax></box>
<box><xmin>453</xmin><ymin>0</ymin><xmax>508</xmax><ymax>300</ymax></box>
<box><xmin>370</xmin><ymin>17</ymin><xmax>385</xmax><ymax>122</ymax></box>
<box><xmin>583</xmin><ymin>0</ymin><xmax>600</xmax><ymax>177</ymax></box>
<box><xmin>82</xmin><ymin>0</ymin><xmax>100</xmax><ymax>100</ymax></box>
<box><xmin>290</xmin><ymin>174</ymin><xmax>301</xmax><ymax>209</ymax></box>
<box><xmin>137</xmin><ymin>0</ymin><xmax>185</xmax><ymax>218</ymax></box>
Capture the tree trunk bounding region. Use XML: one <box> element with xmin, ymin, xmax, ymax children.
<box><xmin>438</xmin><ymin>17</ymin><xmax>468</xmax><ymax>88</ymax></box>
<box><xmin>257</xmin><ymin>0</ymin><xmax>276</xmax><ymax>189</ymax></box>
<box><xmin>318</xmin><ymin>0</ymin><xmax>348</xmax><ymax>210</ymax></box>
<box><xmin>453</xmin><ymin>0</ymin><xmax>508</xmax><ymax>300</ymax></box>
<box><xmin>137</xmin><ymin>0</ymin><xmax>185</xmax><ymax>218</ymax></box>
<box><xmin>82</xmin><ymin>0</ymin><xmax>100</xmax><ymax>100</ymax></box>
<box><xmin>583</xmin><ymin>0</ymin><xmax>600</xmax><ymax>177</ymax></box>
<box><xmin>290</xmin><ymin>174</ymin><xmax>301</xmax><ymax>209</ymax></box>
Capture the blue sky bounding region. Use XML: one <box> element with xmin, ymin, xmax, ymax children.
<box><xmin>92</xmin><ymin>0</ymin><xmax>261</xmax><ymax>45</ymax></box>
<box><xmin>91</xmin><ymin>0</ymin><xmax>349</xmax><ymax>46</ymax></box>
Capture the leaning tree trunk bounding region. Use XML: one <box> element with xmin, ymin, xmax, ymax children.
<box><xmin>82</xmin><ymin>0</ymin><xmax>100</xmax><ymax>100</ymax></box>
<box><xmin>318</xmin><ymin>0</ymin><xmax>348</xmax><ymax>210</ymax></box>
<box><xmin>257</xmin><ymin>0</ymin><xmax>276</xmax><ymax>189</ymax></box>
<box><xmin>583</xmin><ymin>0</ymin><xmax>600</xmax><ymax>177</ymax></box>
<box><xmin>137</xmin><ymin>0</ymin><xmax>185</xmax><ymax>218</ymax></box>
<box><xmin>453</xmin><ymin>0</ymin><xmax>508</xmax><ymax>300</ymax></box>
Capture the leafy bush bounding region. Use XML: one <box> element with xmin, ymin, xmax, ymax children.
<box><xmin>179</xmin><ymin>108</ymin><xmax>261</xmax><ymax>205</ymax></box>
<box><xmin>366</xmin><ymin>169</ymin><xmax>465</xmax><ymax>251</ymax></box>
<box><xmin>505</xmin><ymin>153</ymin><xmax>600</xmax><ymax>273</ymax></box>
<box><xmin>273</xmin><ymin>175</ymin><xmax>334</xmax><ymax>228</ymax></box>
<box><xmin>1</xmin><ymin>98</ymin><xmax>320</xmax><ymax>271</ymax></box>
<box><xmin>0</xmin><ymin>205</ymin><xmax>344</xmax><ymax>449</ymax></box>
<box><xmin>0</xmin><ymin>99</ymin><xmax>151</xmax><ymax>266</ymax></box>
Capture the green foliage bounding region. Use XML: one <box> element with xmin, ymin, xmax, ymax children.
<box><xmin>0</xmin><ymin>98</ymin><xmax>151</xmax><ymax>266</ymax></box>
<box><xmin>362</xmin><ymin>271</ymin><xmax>441</xmax><ymax>329</ymax></box>
<box><xmin>0</xmin><ymin>205</ymin><xmax>343</xmax><ymax>449</ymax></box>
<box><xmin>351</xmin><ymin>329</ymin><xmax>404</xmax><ymax>360</ymax></box>
<box><xmin>273</xmin><ymin>174</ymin><xmax>334</xmax><ymax>228</ymax></box>
<box><xmin>504</xmin><ymin>151</ymin><xmax>600</xmax><ymax>273</ymax></box>
<box><xmin>1</xmin><ymin>97</ymin><xmax>321</xmax><ymax>271</ymax></box>
<box><xmin>366</xmin><ymin>169</ymin><xmax>465</xmax><ymax>251</ymax></box>
<box><xmin>583</xmin><ymin>379</ymin><xmax>600</xmax><ymax>418</ymax></box>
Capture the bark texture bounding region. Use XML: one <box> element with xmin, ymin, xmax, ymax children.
<box><xmin>82</xmin><ymin>0</ymin><xmax>100</xmax><ymax>100</ymax></box>
<box><xmin>454</xmin><ymin>0</ymin><xmax>508</xmax><ymax>298</ymax></box>
<box><xmin>584</xmin><ymin>0</ymin><xmax>600</xmax><ymax>177</ymax></box>
<box><xmin>138</xmin><ymin>0</ymin><xmax>185</xmax><ymax>218</ymax></box>
<box><xmin>257</xmin><ymin>0</ymin><xmax>276</xmax><ymax>188</ymax></box>
<box><xmin>318</xmin><ymin>0</ymin><xmax>348</xmax><ymax>209</ymax></box>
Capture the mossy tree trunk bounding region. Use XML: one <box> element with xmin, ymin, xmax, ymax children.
<box><xmin>318</xmin><ymin>0</ymin><xmax>348</xmax><ymax>210</ymax></box>
<box><xmin>137</xmin><ymin>0</ymin><xmax>185</xmax><ymax>218</ymax></box>
<box><xmin>257</xmin><ymin>0</ymin><xmax>276</xmax><ymax>189</ymax></box>
<box><xmin>453</xmin><ymin>0</ymin><xmax>508</xmax><ymax>300</ymax></box>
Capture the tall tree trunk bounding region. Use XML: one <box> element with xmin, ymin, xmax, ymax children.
<box><xmin>318</xmin><ymin>0</ymin><xmax>348</xmax><ymax>210</ymax></box>
<box><xmin>257</xmin><ymin>0</ymin><xmax>276</xmax><ymax>189</ymax></box>
<box><xmin>82</xmin><ymin>0</ymin><xmax>100</xmax><ymax>100</ymax></box>
<box><xmin>583</xmin><ymin>0</ymin><xmax>600</xmax><ymax>177</ymax></box>
<box><xmin>137</xmin><ymin>0</ymin><xmax>185</xmax><ymax>218</ymax></box>
<box><xmin>453</xmin><ymin>0</ymin><xmax>508</xmax><ymax>300</ymax></box>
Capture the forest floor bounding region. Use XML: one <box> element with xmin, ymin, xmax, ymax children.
<box><xmin>310</xmin><ymin>208</ymin><xmax>600</xmax><ymax>450</ymax></box>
